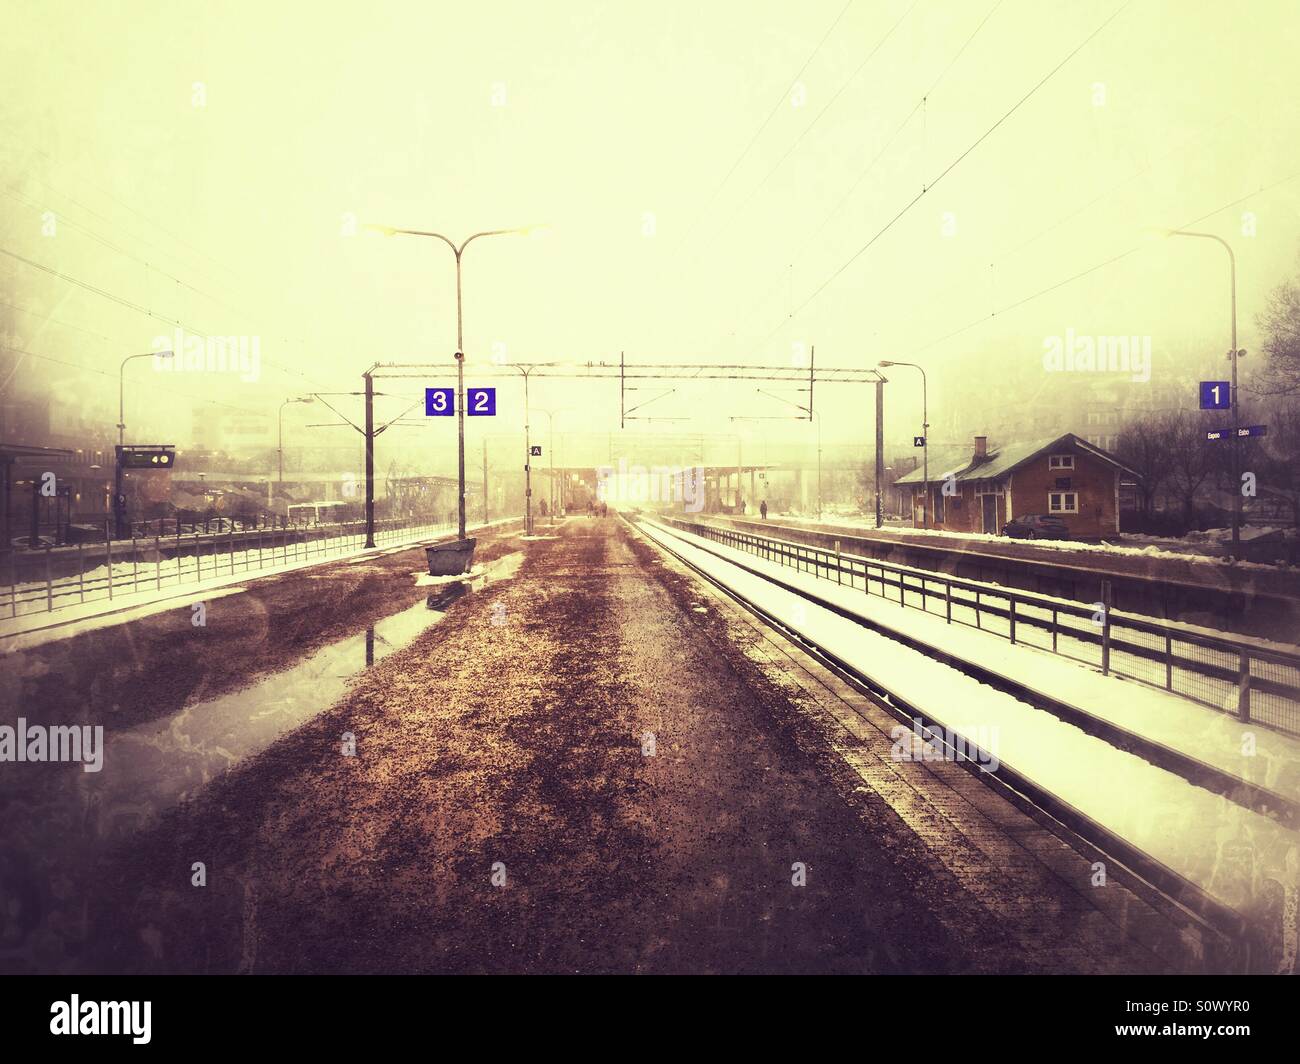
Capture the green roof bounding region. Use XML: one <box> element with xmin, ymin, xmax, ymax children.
<box><xmin>895</xmin><ymin>433</ymin><xmax>1134</xmax><ymax>486</ymax></box>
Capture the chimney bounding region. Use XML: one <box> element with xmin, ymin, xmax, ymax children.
<box><xmin>974</xmin><ymin>435</ymin><xmax>988</xmax><ymax>460</ymax></box>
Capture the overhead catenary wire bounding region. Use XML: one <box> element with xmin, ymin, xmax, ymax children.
<box><xmin>703</xmin><ymin>0</ymin><xmax>922</xmax><ymax>254</ymax></box>
<box><xmin>769</xmin><ymin>0</ymin><xmax>1134</xmax><ymax>339</ymax></box>
<box><xmin>907</xmin><ymin>168</ymin><xmax>1300</xmax><ymax>358</ymax></box>
<box><xmin>726</xmin><ymin>0</ymin><xmax>1004</xmax><ymax>345</ymax></box>
<box><xmin>675</xmin><ymin>0</ymin><xmax>860</xmax><ymax>250</ymax></box>
<box><xmin>0</xmin><ymin>245</ymin><xmax>330</xmax><ymax>392</ymax></box>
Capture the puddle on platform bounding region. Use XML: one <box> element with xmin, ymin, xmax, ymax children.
<box><xmin>0</xmin><ymin>554</ymin><xmax>526</xmax><ymax>967</ymax></box>
<box><xmin>9</xmin><ymin>551</ymin><xmax>528</xmax><ymax>845</ymax></box>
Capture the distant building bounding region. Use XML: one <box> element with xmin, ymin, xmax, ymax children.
<box><xmin>894</xmin><ymin>433</ymin><xmax>1140</xmax><ymax>538</ymax></box>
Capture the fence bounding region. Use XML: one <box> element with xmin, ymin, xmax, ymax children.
<box><xmin>1</xmin><ymin>514</ymin><xmax>471</xmax><ymax>620</ymax></box>
<box><xmin>660</xmin><ymin>517</ymin><xmax>1300</xmax><ymax>737</ymax></box>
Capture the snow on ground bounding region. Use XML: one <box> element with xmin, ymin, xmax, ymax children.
<box><xmin>688</xmin><ymin>516</ymin><xmax>1300</xmax><ymax>719</ymax></box>
<box><xmin>648</xmin><ymin>517</ymin><xmax>1300</xmax><ymax>803</ymax></box>
<box><xmin>0</xmin><ymin>517</ymin><xmax>521</xmax><ymax>645</ymax></box>
<box><xmin>0</xmin><ymin>587</ymin><xmax>250</xmax><ymax>654</ymax></box>
<box><xmin>638</xmin><ymin>517</ymin><xmax>1299</xmax><ymax>921</ymax></box>
<box><xmin>760</xmin><ymin>512</ymin><xmax>1294</xmax><ymax>569</ymax></box>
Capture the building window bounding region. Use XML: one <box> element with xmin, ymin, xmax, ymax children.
<box><xmin>1048</xmin><ymin>491</ymin><xmax>1079</xmax><ymax>513</ymax></box>
<box><xmin>1048</xmin><ymin>454</ymin><xmax>1074</xmax><ymax>470</ymax></box>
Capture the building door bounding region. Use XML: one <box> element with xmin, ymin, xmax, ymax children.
<box><xmin>981</xmin><ymin>494</ymin><xmax>998</xmax><ymax>534</ymax></box>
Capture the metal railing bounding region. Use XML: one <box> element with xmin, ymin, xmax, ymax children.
<box><xmin>659</xmin><ymin>517</ymin><xmax>1300</xmax><ymax>737</ymax></box>
<box><xmin>1</xmin><ymin>515</ymin><xmax>481</xmax><ymax>621</ymax></box>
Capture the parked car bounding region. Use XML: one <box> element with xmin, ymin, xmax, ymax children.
<box><xmin>1002</xmin><ymin>514</ymin><xmax>1070</xmax><ymax>540</ymax></box>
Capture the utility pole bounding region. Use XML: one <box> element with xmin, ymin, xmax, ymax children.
<box><xmin>874</xmin><ymin>377</ymin><xmax>885</xmax><ymax>528</ymax></box>
<box><xmin>482</xmin><ymin>438</ymin><xmax>489</xmax><ymax>524</ymax></box>
<box><xmin>363</xmin><ymin>372</ymin><xmax>375</xmax><ymax>547</ymax></box>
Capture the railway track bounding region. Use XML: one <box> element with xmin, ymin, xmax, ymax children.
<box><xmin>628</xmin><ymin>511</ymin><xmax>1294</xmax><ymax>953</ymax></box>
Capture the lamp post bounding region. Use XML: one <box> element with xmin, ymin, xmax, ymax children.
<box><xmin>115</xmin><ymin>349</ymin><xmax>173</xmax><ymax>537</ymax></box>
<box><xmin>367</xmin><ymin>223</ymin><xmax>543</xmax><ymax>543</ymax></box>
<box><xmin>879</xmin><ymin>360</ymin><xmax>927</xmax><ymax>529</ymax></box>
<box><xmin>278</xmin><ymin>395</ymin><xmax>315</xmax><ymax>483</ymax></box>
<box><xmin>1168</xmin><ymin>229</ymin><xmax>1245</xmax><ymax>549</ymax></box>
<box><xmin>535</xmin><ymin>408</ymin><xmax>563</xmax><ymax>523</ymax></box>
<box><xmin>278</xmin><ymin>396</ymin><xmax>314</xmax><ymax>513</ymax></box>
<box><xmin>497</xmin><ymin>364</ymin><xmax>540</xmax><ymax>534</ymax></box>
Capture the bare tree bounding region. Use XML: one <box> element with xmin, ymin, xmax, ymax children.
<box><xmin>1255</xmin><ymin>401</ymin><xmax>1300</xmax><ymax>528</ymax></box>
<box><xmin>1115</xmin><ymin>419</ymin><xmax>1176</xmax><ymax>514</ymax></box>
<box><xmin>1256</xmin><ymin>250</ymin><xmax>1300</xmax><ymax>395</ymax></box>
<box><xmin>1163</xmin><ymin>411</ymin><xmax>1223</xmax><ymax>524</ymax></box>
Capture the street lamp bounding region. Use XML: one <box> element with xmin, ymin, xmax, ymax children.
<box><xmin>1167</xmin><ymin>229</ymin><xmax>1245</xmax><ymax>549</ymax></box>
<box><xmin>505</xmin><ymin>364</ymin><xmax>538</xmax><ymax>534</ymax></box>
<box><xmin>879</xmin><ymin>360</ymin><xmax>928</xmax><ymax>529</ymax></box>
<box><xmin>366</xmin><ymin>222</ymin><xmax>545</xmax><ymax>543</ymax></box>
<box><xmin>278</xmin><ymin>396</ymin><xmax>315</xmax><ymax>502</ymax></box>
<box><xmin>115</xmin><ymin>349</ymin><xmax>173</xmax><ymax>536</ymax></box>
<box><xmin>535</xmin><ymin>408</ymin><xmax>564</xmax><ymax>523</ymax></box>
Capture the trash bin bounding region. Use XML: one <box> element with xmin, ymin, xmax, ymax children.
<box><xmin>426</xmin><ymin>537</ymin><xmax>476</xmax><ymax>576</ymax></box>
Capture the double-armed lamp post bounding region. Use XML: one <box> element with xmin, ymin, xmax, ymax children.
<box><xmin>367</xmin><ymin>224</ymin><xmax>542</xmax><ymax>542</ymax></box>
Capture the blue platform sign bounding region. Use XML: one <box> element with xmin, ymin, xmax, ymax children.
<box><xmin>1199</xmin><ymin>381</ymin><xmax>1231</xmax><ymax>410</ymax></box>
<box><xmin>913</xmin><ymin>435</ymin><xmax>926</xmax><ymax>447</ymax></box>
<box><xmin>467</xmin><ymin>387</ymin><xmax>496</xmax><ymax>416</ymax></box>
<box><xmin>425</xmin><ymin>387</ymin><xmax>454</xmax><ymax>416</ymax></box>
<box><xmin>1207</xmin><ymin>425</ymin><xmax>1268</xmax><ymax>441</ymax></box>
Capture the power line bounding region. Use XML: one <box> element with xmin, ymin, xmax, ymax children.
<box><xmin>771</xmin><ymin>0</ymin><xmax>1134</xmax><ymax>337</ymax></box>
<box><xmin>705</xmin><ymin>0</ymin><xmax>921</xmax><ymax>251</ymax></box>
<box><xmin>800</xmin><ymin>0</ymin><xmax>1004</xmax><ymax>256</ymax></box>
<box><xmin>1</xmin><ymin>122</ymin><xmax>346</xmax><ymax>384</ymax></box>
<box><xmin>678</xmin><ymin>0</ymin><xmax>859</xmax><ymax>245</ymax></box>
<box><xmin>727</xmin><ymin>0</ymin><xmax>1003</xmax><ymax>343</ymax></box>
<box><xmin>0</xmin><ymin>245</ymin><xmax>327</xmax><ymax>390</ymax></box>
<box><xmin>0</xmin><ymin>117</ymin><xmax>248</xmax><ymax>290</ymax></box>
<box><xmin>0</xmin><ymin>342</ymin><xmax>278</xmax><ymax>417</ymax></box>
<box><xmin>908</xmin><ymin>169</ymin><xmax>1300</xmax><ymax>357</ymax></box>
<box><xmin>0</xmin><ymin>297</ymin><xmax>117</xmax><ymax>343</ymax></box>
<box><xmin>2</xmin><ymin>184</ymin><xmax>239</xmax><ymax>313</ymax></box>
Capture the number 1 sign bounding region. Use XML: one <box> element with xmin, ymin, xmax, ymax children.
<box><xmin>1199</xmin><ymin>381</ymin><xmax>1230</xmax><ymax>410</ymax></box>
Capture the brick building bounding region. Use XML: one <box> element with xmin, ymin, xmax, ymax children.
<box><xmin>894</xmin><ymin>433</ymin><xmax>1138</xmax><ymax>538</ymax></box>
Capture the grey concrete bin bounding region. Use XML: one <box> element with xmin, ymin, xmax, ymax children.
<box><xmin>425</xmin><ymin>537</ymin><xmax>477</xmax><ymax>576</ymax></box>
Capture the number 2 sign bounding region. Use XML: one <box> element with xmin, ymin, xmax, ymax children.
<box><xmin>467</xmin><ymin>387</ymin><xmax>496</xmax><ymax>416</ymax></box>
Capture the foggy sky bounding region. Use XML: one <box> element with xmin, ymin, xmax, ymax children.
<box><xmin>3</xmin><ymin>0</ymin><xmax>1299</xmax><ymax>469</ymax></box>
